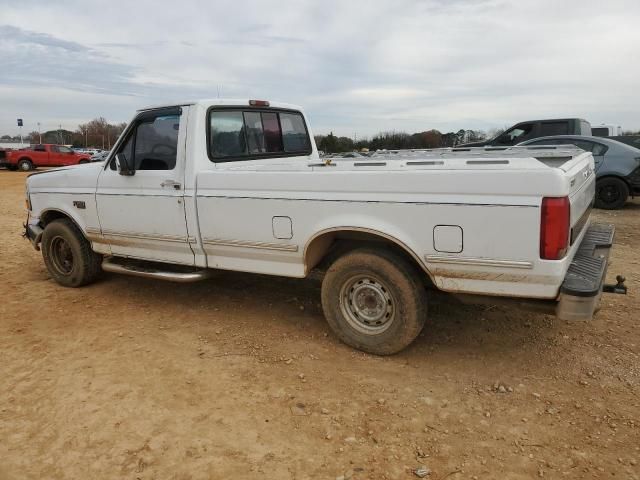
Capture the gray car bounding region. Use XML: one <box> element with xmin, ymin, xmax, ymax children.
<box><xmin>519</xmin><ymin>135</ymin><xmax>640</xmax><ymax>209</ymax></box>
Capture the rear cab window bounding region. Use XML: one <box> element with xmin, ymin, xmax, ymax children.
<box><xmin>208</xmin><ymin>107</ymin><xmax>311</xmax><ymax>162</ymax></box>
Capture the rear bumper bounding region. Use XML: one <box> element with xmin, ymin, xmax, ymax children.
<box><xmin>556</xmin><ymin>223</ymin><xmax>615</xmax><ymax>320</ymax></box>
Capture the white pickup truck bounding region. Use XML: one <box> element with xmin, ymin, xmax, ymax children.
<box><xmin>24</xmin><ymin>99</ymin><xmax>624</xmax><ymax>354</ymax></box>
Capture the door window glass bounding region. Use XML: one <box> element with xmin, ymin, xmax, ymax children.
<box><xmin>134</xmin><ymin>115</ymin><xmax>179</xmax><ymax>170</ymax></box>
<box><xmin>498</xmin><ymin>124</ymin><xmax>534</xmax><ymax>144</ymax></box>
<box><xmin>111</xmin><ymin>132</ymin><xmax>134</xmax><ymax>171</ymax></box>
<box><xmin>111</xmin><ymin>113</ymin><xmax>180</xmax><ymax>171</ymax></box>
<box><xmin>51</xmin><ymin>145</ymin><xmax>71</xmax><ymax>153</ymax></box>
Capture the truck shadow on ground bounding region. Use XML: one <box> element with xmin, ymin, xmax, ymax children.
<box><xmin>99</xmin><ymin>267</ymin><xmax>562</xmax><ymax>360</ymax></box>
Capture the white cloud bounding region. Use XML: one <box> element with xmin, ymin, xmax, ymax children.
<box><xmin>0</xmin><ymin>0</ymin><xmax>639</xmax><ymax>137</ymax></box>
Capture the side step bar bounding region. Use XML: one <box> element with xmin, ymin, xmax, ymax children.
<box><xmin>102</xmin><ymin>257</ymin><xmax>211</xmax><ymax>283</ymax></box>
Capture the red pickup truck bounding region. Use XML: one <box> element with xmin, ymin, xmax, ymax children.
<box><xmin>1</xmin><ymin>144</ymin><xmax>92</xmax><ymax>171</ymax></box>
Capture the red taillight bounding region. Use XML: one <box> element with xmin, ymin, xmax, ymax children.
<box><xmin>249</xmin><ymin>100</ymin><xmax>270</xmax><ymax>107</ymax></box>
<box><xmin>540</xmin><ymin>196</ymin><xmax>570</xmax><ymax>260</ymax></box>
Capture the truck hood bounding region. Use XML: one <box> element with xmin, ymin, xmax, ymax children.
<box><xmin>27</xmin><ymin>162</ymin><xmax>103</xmax><ymax>193</ymax></box>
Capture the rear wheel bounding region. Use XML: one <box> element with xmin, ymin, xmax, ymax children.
<box><xmin>595</xmin><ymin>177</ymin><xmax>629</xmax><ymax>210</ymax></box>
<box><xmin>321</xmin><ymin>247</ymin><xmax>427</xmax><ymax>355</ymax></box>
<box><xmin>41</xmin><ymin>219</ymin><xmax>102</xmax><ymax>287</ymax></box>
<box><xmin>17</xmin><ymin>159</ymin><xmax>34</xmax><ymax>171</ymax></box>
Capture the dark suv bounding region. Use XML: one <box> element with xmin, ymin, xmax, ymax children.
<box><xmin>463</xmin><ymin>118</ymin><xmax>592</xmax><ymax>147</ymax></box>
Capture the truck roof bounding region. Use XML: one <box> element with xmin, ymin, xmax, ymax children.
<box><xmin>137</xmin><ymin>98</ymin><xmax>304</xmax><ymax>112</ymax></box>
<box><xmin>512</xmin><ymin>117</ymin><xmax>589</xmax><ymax>124</ymax></box>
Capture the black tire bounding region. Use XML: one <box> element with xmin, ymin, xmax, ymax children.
<box><xmin>78</xmin><ymin>159</ymin><xmax>89</xmax><ymax>164</ymax></box>
<box><xmin>17</xmin><ymin>158</ymin><xmax>34</xmax><ymax>171</ymax></box>
<box><xmin>595</xmin><ymin>177</ymin><xmax>629</xmax><ymax>210</ymax></box>
<box><xmin>41</xmin><ymin>219</ymin><xmax>102</xmax><ymax>287</ymax></box>
<box><xmin>6</xmin><ymin>166</ymin><xmax>18</xmax><ymax>171</ymax></box>
<box><xmin>321</xmin><ymin>247</ymin><xmax>427</xmax><ymax>355</ymax></box>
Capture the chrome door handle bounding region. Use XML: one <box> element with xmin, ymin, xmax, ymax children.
<box><xmin>161</xmin><ymin>180</ymin><xmax>181</xmax><ymax>190</ymax></box>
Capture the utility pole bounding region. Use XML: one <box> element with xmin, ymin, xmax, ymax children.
<box><xmin>17</xmin><ymin>118</ymin><xmax>23</xmax><ymax>145</ymax></box>
<box><xmin>37</xmin><ymin>122</ymin><xmax>41</xmax><ymax>143</ymax></box>
<box><xmin>58</xmin><ymin>124</ymin><xmax>63</xmax><ymax>145</ymax></box>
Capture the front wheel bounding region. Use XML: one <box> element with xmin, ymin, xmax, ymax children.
<box><xmin>41</xmin><ymin>219</ymin><xmax>102</xmax><ymax>287</ymax></box>
<box><xmin>321</xmin><ymin>247</ymin><xmax>427</xmax><ymax>355</ymax></box>
<box><xmin>595</xmin><ymin>177</ymin><xmax>629</xmax><ymax>210</ymax></box>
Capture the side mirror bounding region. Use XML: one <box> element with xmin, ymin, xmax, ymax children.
<box><xmin>115</xmin><ymin>153</ymin><xmax>134</xmax><ymax>176</ymax></box>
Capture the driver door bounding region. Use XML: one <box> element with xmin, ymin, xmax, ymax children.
<box><xmin>495</xmin><ymin>122</ymin><xmax>537</xmax><ymax>146</ymax></box>
<box><xmin>95</xmin><ymin>106</ymin><xmax>194</xmax><ymax>265</ymax></box>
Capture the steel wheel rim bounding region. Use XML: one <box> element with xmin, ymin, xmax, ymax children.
<box><xmin>50</xmin><ymin>236</ymin><xmax>74</xmax><ymax>275</ymax></box>
<box><xmin>340</xmin><ymin>274</ymin><xmax>395</xmax><ymax>334</ymax></box>
<box><xmin>598</xmin><ymin>184</ymin><xmax>620</xmax><ymax>204</ymax></box>
<box><xmin>20</xmin><ymin>162</ymin><xmax>30</xmax><ymax>171</ymax></box>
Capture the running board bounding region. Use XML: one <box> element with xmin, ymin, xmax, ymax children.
<box><xmin>102</xmin><ymin>257</ymin><xmax>211</xmax><ymax>283</ymax></box>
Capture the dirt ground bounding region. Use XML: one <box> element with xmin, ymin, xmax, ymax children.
<box><xmin>0</xmin><ymin>170</ymin><xmax>638</xmax><ymax>480</ymax></box>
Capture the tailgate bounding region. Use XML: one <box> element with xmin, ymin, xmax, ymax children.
<box><xmin>565</xmin><ymin>152</ymin><xmax>596</xmax><ymax>245</ymax></box>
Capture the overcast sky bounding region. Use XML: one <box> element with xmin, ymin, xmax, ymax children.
<box><xmin>1</xmin><ymin>0</ymin><xmax>639</xmax><ymax>138</ymax></box>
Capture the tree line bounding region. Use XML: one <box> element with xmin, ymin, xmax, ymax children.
<box><xmin>1</xmin><ymin>117</ymin><xmax>127</xmax><ymax>149</ymax></box>
<box><xmin>315</xmin><ymin>128</ymin><xmax>502</xmax><ymax>153</ymax></box>
<box><xmin>3</xmin><ymin>121</ymin><xmax>640</xmax><ymax>152</ymax></box>
<box><xmin>315</xmin><ymin>128</ymin><xmax>640</xmax><ymax>153</ymax></box>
